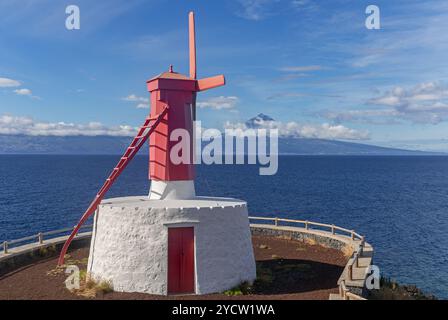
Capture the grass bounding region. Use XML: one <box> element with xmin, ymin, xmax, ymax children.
<box><xmin>223</xmin><ymin>286</ymin><xmax>243</xmax><ymax>296</ymax></box>
<box><xmin>38</xmin><ymin>245</ymin><xmax>57</xmax><ymax>257</ymax></box>
<box><xmin>223</xmin><ymin>282</ymin><xmax>253</xmax><ymax>296</ymax></box>
<box><xmin>46</xmin><ymin>253</ymin><xmax>89</xmax><ymax>277</ymax></box>
<box><xmin>304</xmin><ymin>238</ymin><xmax>317</xmax><ymax>246</ymax></box>
<box><xmin>341</xmin><ymin>245</ymin><xmax>354</xmax><ymax>258</ymax></box>
<box><xmin>65</xmin><ymin>257</ymin><xmax>88</xmax><ymax>266</ymax></box>
<box><xmin>45</xmin><ymin>252</ymin><xmax>113</xmax><ymax>298</ymax></box>
<box><xmin>95</xmin><ymin>280</ymin><xmax>114</xmax><ymax>294</ymax></box>
<box><xmin>73</xmin><ymin>272</ymin><xmax>114</xmax><ymax>298</ymax></box>
<box><xmin>368</xmin><ymin>277</ymin><xmax>437</xmax><ymax>300</ymax></box>
<box><xmin>222</xmin><ymin>263</ymin><xmax>283</xmax><ymax>296</ymax></box>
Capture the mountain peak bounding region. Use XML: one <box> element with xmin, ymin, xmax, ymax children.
<box><xmin>245</xmin><ymin>113</ymin><xmax>275</xmax><ymax>128</ymax></box>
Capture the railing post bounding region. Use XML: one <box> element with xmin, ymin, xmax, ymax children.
<box><xmin>3</xmin><ymin>241</ymin><xmax>8</xmax><ymax>254</ymax></box>
<box><xmin>274</xmin><ymin>218</ymin><xmax>279</xmax><ymax>226</ymax></box>
<box><xmin>331</xmin><ymin>225</ymin><xmax>335</xmax><ymax>235</ymax></box>
<box><xmin>348</xmin><ymin>264</ymin><xmax>353</xmax><ymax>281</ymax></box>
<box><xmin>351</xmin><ymin>230</ymin><xmax>355</xmax><ymax>240</ymax></box>
<box><xmin>340</xmin><ymin>281</ymin><xmax>348</xmax><ymax>300</ymax></box>
<box><xmin>305</xmin><ymin>221</ymin><xmax>309</xmax><ymax>230</ymax></box>
<box><xmin>38</xmin><ymin>232</ymin><xmax>43</xmax><ymax>244</ymax></box>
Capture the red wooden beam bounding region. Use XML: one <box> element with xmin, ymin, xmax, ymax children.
<box><xmin>196</xmin><ymin>75</ymin><xmax>225</xmax><ymax>92</ymax></box>
<box><xmin>189</xmin><ymin>12</ymin><xmax>197</xmax><ymax>80</ymax></box>
<box><xmin>57</xmin><ymin>107</ymin><xmax>169</xmax><ymax>266</ymax></box>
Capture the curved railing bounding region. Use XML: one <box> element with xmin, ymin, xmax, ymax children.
<box><xmin>339</xmin><ymin>281</ymin><xmax>367</xmax><ymax>300</ymax></box>
<box><xmin>248</xmin><ymin>216</ymin><xmax>364</xmax><ymax>241</ymax></box>
<box><xmin>248</xmin><ymin>217</ymin><xmax>367</xmax><ymax>275</ymax></box>
<box><xmin>249</xmin><ymin>216</ymin><xmax>369</xmax><ymax>301</ymax></box>
<box><xmin>2</xmin><ymin>224</ymin><xmax>93</xmax><ymax>254</ymax></box>
<box><xmin>3</xmin><ymin>217</ymin><xmax>365</xmax><ymax>263</ymax></box>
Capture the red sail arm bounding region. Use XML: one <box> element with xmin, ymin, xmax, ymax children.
<box><xmin>57</xmin><ymin>107</ymin><xmax>169</xmax><ymax>266</ymax></box>
<box><xmin>196</xmin><ymin>75</ymin><xmax>225</xmax><ymax>92</ymax></box>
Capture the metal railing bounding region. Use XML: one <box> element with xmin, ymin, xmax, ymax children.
<box><xmin>347</xmin><ymin>238</ymin><xmax>366</xmax><ymax>281</ymax></box>
<box><xmin>249</xmin><ymin>216</ymin><xmax>366</xmax><ymax>282</ymax></box>
<box><xmin>249</xmin><ymin>216</ymin><xmax>364</xmax><ymax>241</ymax></box>
<box><xmin>339</xmin><ymin>281</ymin><xmax>367</xmax><ymax>301</ymax></box>
<box><xmin>2</xmin><ymin>224</ymin><xmax>93</xmax><ymax>254</ymax></box>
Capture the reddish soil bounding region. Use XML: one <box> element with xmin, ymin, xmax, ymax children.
<box><xmin>0</xmin><ymin>236</ymin><xmax>347</xmax><ymax>300</ymax></box>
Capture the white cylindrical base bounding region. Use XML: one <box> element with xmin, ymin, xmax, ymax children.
<box><xmin>87</xmin><ymin>196</ymin><xmax>256</xmax><ymax>295</ymax></box>
<box><xmin>149</xmin><ymin>180</ymin><xmax>196</xmax><ymax>200</ymax></box>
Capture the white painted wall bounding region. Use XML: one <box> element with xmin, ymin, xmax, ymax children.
<box><xmin>149</xmin><ymin>180</ymin><xmax>196</xmax><ymax>200</ymax></box>
<box><xmin>87</xmin><ymin>196</ymin><xmax>256</xmax><ymax>295</ymax></box>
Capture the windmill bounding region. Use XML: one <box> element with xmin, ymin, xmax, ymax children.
<box><xmin>58</xmin><ymin>12</ymin><xmax>256</xmax><ymax>295</ymax></box>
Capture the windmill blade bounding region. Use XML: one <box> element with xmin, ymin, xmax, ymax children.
<box><xmin>189</xmin><ymin>12</ymin><xmax>197</xmax><ymax>121</ymax></box>
<box><xmin>197</xmin><ymin>75</ymin><xmax>226</xmax><ymax>92</ymax></box>
<box><xmin>189</xmin><ymin>11</ymin><xmax>197</xmax><ymax>80</ymax></box>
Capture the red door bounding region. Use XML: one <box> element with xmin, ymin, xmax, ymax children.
<box><xmin>168</xmin><ymin>227</ymin><xmax>195</xmax><ymax>294</ymax></box>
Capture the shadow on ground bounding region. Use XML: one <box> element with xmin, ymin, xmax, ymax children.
<box><xmin>253</xmin><ymin>259</ymin><xmax>343</xmax><ymax>295</ymax></box>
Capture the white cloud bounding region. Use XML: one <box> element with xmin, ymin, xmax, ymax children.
<box><xmin>321</xmin><ymin>109</ymin><xmax>399</xmax><ymax>125</ymax></box>
<box><xmin>275</xmin><ymin>65</ymin><xmax>323</xmax><ymax>82</ymax></box>
<box><xmin>0</xmin><ymin>114</ymin><xmax>137</xmax><ymax>137</ymax></box>
<box><xmin>368</xmin><ymin>82</ymin><xmax>448</xmax><ymax>124</ymax></box>
<box><xmin>225</xmin><ymin>118</ymin><xmax>369</xmax><ymax>140</ymax></box>
<box><xmin>136</xmin><ymin>103</ymin><xmax>149</xmax><ymax>109</ymax></box>
<box><xmin>14</xmin><ymin>88</ymin><xmax>32</xmax><ymax>96</ymax></box>
<box><xmin>236</xmin><ymin>0</ymin><xmax>279</xmax><ymax>21</ymax></box>
<box><xmin>122</xmin><ymin>94</ymin><xmax>147</xmax><ymax>102</ymax></box>
<box><xmin>291</xmin><ymin>0</ymin><xmax>309</xmax><ymax>5</ymax></box>
<box><xmin>352</xmin><ymin>53</ymin><xmax>385</xmax><ymax>68</ymax></box>
<box><xmin>369</xmin><ymin>82</ymin><xmax>448</xmax><ymax>106</ymax></box>
<box><xmin>236</xmin><ymin>0</ymin><xmax>315</xmax><ymax>20</ymax></box>
<box><xmin>279</xmin><ymin>65</ymin><xmax>323</xmax><ymax>72</ymax></box>
<box><xmin>13</xmin><ymin>88</ymin><xmax>40</xmax><ymax>99</ymax></box>
<box><xmin>0</xmin><ymin>77</ymin><xmax>21</xmax><ymax>87</ymax></box>
<box><xmin>321</xmin><ymin>82</ymin><xmax>448</xmax><ymax>125</ymax></box>
<box><xmin>267</xmin><ymin>91</ymin><xmax>342</xmax><ymax>100</ymax></box>
<box><xmin>197</xmin><ymin>96</ymin><xmax>239</xmax><ymax>110</ymax></box>
<box><xmin>122</xmin><ymin>94</ymin><xmax>149</xmax><ymax>109</ymax></box>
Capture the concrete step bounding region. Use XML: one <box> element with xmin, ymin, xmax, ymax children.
<box><xmin>329</xmin><ymin>293</ymin><xmax>344</xmax><ymax>300</ymax></box>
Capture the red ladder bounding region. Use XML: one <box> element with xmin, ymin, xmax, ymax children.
<box><xmin>57</xmin><ymin>107</ymin><xmax>168</xmax><ymax>265</ymax></box>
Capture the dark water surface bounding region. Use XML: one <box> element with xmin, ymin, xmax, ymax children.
<box><xmin>0</xmin><ymin>155</ymin><xmax>447</xmax><ymax>298</ymax></box>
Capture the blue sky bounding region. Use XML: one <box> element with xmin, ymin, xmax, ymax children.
<box><xmin>1</xmin><ymin>0</ymin><xmax>448</xmax><ymax>151</ymax></box>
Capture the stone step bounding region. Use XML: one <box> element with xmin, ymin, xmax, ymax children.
<box><xmin>329</xmin><ymin>293</ymin><xmax>344</xmax><ymax>300</ymax></box>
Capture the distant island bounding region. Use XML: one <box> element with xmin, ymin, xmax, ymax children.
<box><xmin>1</xmin><ymin>135</ymin><xmax>442</xmax><ymax>156</ymax></box>
<box><xmin>0</xmin><ymin>114</ymin><xmax>444</xmax><ymax>156</ymax></box>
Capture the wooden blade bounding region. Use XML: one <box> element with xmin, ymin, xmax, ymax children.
<box><xmin>196</xmin><ymin>75</ymin><xmax>225</xmax><ymax>92</ymax></box>
<box><xmin>189</xmin><ymin>12</ymin><xmax>197</xmax><ymax>79</ymax></box>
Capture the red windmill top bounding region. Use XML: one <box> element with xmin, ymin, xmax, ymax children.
<box><xmin>147</xmin><ymin>12</ymin><xmax>225</xmax><ymax>182</ymax></box>
<box><xmin>57</xmin><ymin>12</ymin><xmax>225</xmax><ymax>265</ymax></box>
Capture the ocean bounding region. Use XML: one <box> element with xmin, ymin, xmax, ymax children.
<box><xmin>0</xmin><ymin>155</ymin><xmax>447</xmax><ymax>298</ymax></box>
